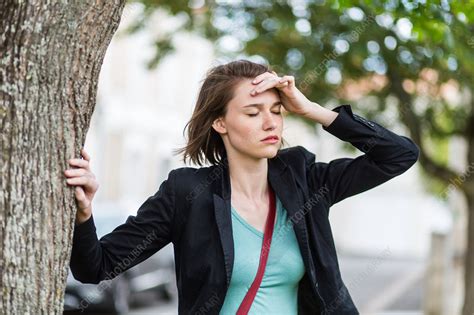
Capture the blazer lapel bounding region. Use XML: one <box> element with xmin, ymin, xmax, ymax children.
<box><xmin>268</xmin><ymin>163</ymin><xmax>314</xmax><ymax>280</ymax></box>
<box><xmin>212</xmin><ymin>154</ymin><xmax>312</xmax><ymax>288</ymax></box>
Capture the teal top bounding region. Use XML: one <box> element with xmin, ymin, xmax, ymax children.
<box><xmin>219</xmin><ymin>195</ymin><xmax>306</xmax><ymax>315</ymax></box>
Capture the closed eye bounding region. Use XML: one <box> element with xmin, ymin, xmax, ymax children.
<box><xmin>247</xmin><ymin>111</ymin><xmax>281</xmax><ymax>117</ymax></box>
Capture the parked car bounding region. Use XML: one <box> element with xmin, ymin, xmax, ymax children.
<box><xmin>64</xmin><ymin>203</ymin><xmax>177</xmax><ymax>314</ymax></box>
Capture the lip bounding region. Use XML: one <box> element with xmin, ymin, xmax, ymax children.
<box><xmin>261</xmin><ymin>135</ymin><xmax>279</xmax><ymax>141</ymax></box>
<box><xmin>262</xmin><ymin>138</ymin><xmax>279</xmax><ymax>144</ymax></box>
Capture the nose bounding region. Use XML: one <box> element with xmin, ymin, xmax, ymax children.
<box><xmin>262</xmin><ymin>111</ymin><xmax>278</xmax><ymax>130</ymax></box>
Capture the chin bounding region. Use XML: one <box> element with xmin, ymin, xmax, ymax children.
<box><xmin>266</xmin><ymin>152</ymin><xmax>279</xmax><ymax>159</ymax></box>
<box><xmin>259</xmin><ymin>145</ymin><xmax>279</xmax><ymax>158</ymax></box>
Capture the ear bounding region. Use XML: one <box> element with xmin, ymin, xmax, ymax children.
<box><xmin>212</xmin><ymin>117</ymin><xmax>227</xmax><ymax>135</ymax></box>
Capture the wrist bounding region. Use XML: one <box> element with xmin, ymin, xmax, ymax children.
<box><xmin>303</xmin><ymin>102</ymin><xmax>338</xmax><ymax>127</ymax></box>
<box><xmin>76</xmin><ymin>209</ymin><xmax>92</xmax><ymax>225</ymax></box>
<box><xmin>302</xmin><ymin>102</ymin><xmax>323</xmax><ymax>121</ymax></box>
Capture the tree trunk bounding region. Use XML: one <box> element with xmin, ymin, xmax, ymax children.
<box><xmin>0</xmin><ymin>1</ymin><xmax>125</xmax><ymax>313</ymax></box>
<box><xmin>462</xmin><ymin>192</ymin><xmax>474</xmax><ymax>315</ymax></box>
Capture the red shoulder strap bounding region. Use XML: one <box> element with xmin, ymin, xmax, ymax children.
<box><xmin>236</xmin><ymin>185</ymin><xmax>276</xmax><ymax>315</ymax></box>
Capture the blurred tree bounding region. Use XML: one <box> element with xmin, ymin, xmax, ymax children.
<box><xmin>0</xmin><ymin>1</ymin><xmax>125</xmax><ymax>313</ymax></box>
<box><xmin>130</xmin><ymin>0</ymin><xmax>474</xmax><ymax>313</ymax></box>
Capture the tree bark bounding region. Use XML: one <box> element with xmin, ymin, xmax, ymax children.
<box><xmin>462</xmin><ymin>192</ymin><xmax>474</xmax><ymax>315</ymax></box>
<box><xmin>0</xmin><ymin>1</ymin><xmax>125</xmax><ymax>313</ymax></box>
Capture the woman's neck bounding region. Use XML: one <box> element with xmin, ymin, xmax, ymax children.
<box><xmin>228</xmin><ymin>156</ymin><xmax>269</xmax><ymax>202</ymax></box>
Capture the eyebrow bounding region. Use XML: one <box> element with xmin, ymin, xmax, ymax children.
<box><xmin>243</xmin><ymin>101</ymin><xmax>283</xmax><ymax>108</ymax></box>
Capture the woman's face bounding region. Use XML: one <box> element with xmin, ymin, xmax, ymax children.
<box><xmin>212</xmin><ymin>78</ymin><xmax>284</xmax><ymax>161</ymax></box>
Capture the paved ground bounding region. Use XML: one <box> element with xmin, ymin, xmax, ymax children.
<box><xmin>338</xmin><ymin>252</ymin><xmax>425</xmax><ymax>313</ymax></box>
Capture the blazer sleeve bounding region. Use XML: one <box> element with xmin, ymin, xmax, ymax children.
<box><xmin>69</xmin><ymin>169</ymin><xmax>177</xmax><ymax>284</ymax></box>
<box><xmin>297</xmin><ymin>104</ymin><xmax>419</xmax><ymax>212</ymax></box>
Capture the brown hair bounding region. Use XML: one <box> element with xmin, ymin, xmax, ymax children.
<box><xmin>173</xmin><ymin>59</ymin><xmax>289</xmax><ymax>167</ymax></box>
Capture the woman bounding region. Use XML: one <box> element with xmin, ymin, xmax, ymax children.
<box><xmin>66</xmin><ymin>60</ymin><xmax>419</xmax><ymax>314</ymax></box>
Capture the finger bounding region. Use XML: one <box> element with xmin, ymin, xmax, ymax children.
<box><xmin>66</xmin><ymin>176</ymin><xmax>91</xmax><ymax>186</ymax></box>
<box><xmin>251</xmin><ymin>76</ymin><xmax>280</xmax><ymax>95</ymax></box>
<box><xmin>68</xmin><ymin>158</ymin><xmax>90</xmax><ymax>169</ymax></box>
<box><xmin>251</xmin><ymin>71</ymin><xmax>275</xmax><ymax>85</ymax></box>
<box><xmin>279</xmin><ymin>75</ymin><xmax>295</xmax><ymax>87</ymax></box>
<box><xmin>75</xmin><ymin>186</ymin><xmax>86</xmax><ymax>201</ymax></box>
<box><xmin>276</xmin><ymin>80</ymin><xmax>289</xmax><ymax>88</ymax></box>
<box><xmin>281</xmin><ymin>75</ymin><xmax>295</xmax><ymax>82</ymax></box>
<box><xmin>64</xmin><ymin>168</ymin><xmax>88</xmax><ymax>177</ymax></box>
<box><xmin>81</xmin><ymin>148</ymin><xmax>91</xmax><ymax>162</ymax></box>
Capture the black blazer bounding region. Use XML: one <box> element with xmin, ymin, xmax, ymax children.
<box><xmin>70</xmin><ymin>104</ymin><xmax>420</xmax><ymax>315</ymax></box>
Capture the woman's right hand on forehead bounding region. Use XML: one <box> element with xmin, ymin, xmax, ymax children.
<box><xmin>64</xmin><ymin>148</ymin><xmax>99</xmax><ymax>224</ymax></box>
